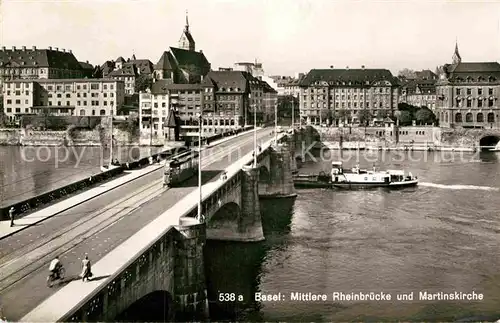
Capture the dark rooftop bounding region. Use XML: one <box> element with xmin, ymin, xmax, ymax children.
<box><xmin>299</xmin><ymin>68</ymin><xmax>399</xmax><ymax>87</ymax></box>
<box><xmin>0</xmin><ymin>47</ymin><xmax>83</xmax><ymax>70</ymax></box>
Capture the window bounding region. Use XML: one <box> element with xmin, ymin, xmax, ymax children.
<box><xmin>455</xmin><ymin>113</ymin><xmax>462</xmax><ymax>123</ymax></box>
<box><xmin>15</xmin><ymin>91</ymin><xmax>20</xmax><ymax>96</ymax></box>
<box><xmin>92</xmin><ymin>109</ymin><xmax>95</xmax><ymax>116</ymax></box>
<box><xmin>6</xmin><ymin>99</ymin><xmax>11</xmax><ymax>104</ymax></box>
<box><xmin>57</xmin><ymin>94</ymin><xmax>62</xmax><ymax>98</ymax></box>
<box><xmin>478</xmin><ymin>88</ymin><xmax>483</xmax><ymax>95</ymax></box>
<box><xmin>489</xmin><ymin>99</ymin><xmax>494</xmax><ymax>107</ymax></box>
<box><xmin>56</xmin><ymin>86</ymin><xmax>62</xmax><ymax>91</ymax></box>
<box><xmin>25</xmin><ymin>99</ymin><xmax>28</xmax><ymax>104</ymax></box>
<box><xmin>478</xmin><ymin>99</ymin><xmax>483</xmax><ymax>108</ymax></box>
<box><xmin>467</xmin><ymin>99</ymin><xmax>472</xmax><ymax>108</ymax></box>
<box><xmin>57</xmin><ymin>101</ymin><xmax>61</xmax><ymax>106</ymax></box>
<box><xmin>91</xmin><ymin>84</ymin><xmax>99</xmax><ymax>90</ymax></box>
<box><xmin>80</xmin><ymin>109</ymin><xmax>85</xmax><ymax>116</ymax></box>
<box><xmin>466</xmin><ymin>88</ymin><xmax>471</xmax><ymax>95</ymax></box>
<box><xmin>489</xmin><ymin>88</ymin><xmax>493</xmax><ymax>95</ymax></box>
<box><xmin>487</xmin><ymin>112</ymin><xmax>495</xmax><ymax>123</ymax></box>
<box><xmin>465</xmin><ymin>112</ymin><xmax>473</xmax><ymax>122</ymax></box>
<box><xmin>65</xmin><ymin>85</ymin><xmax>71</xmax><ymax>91</ymax></box>
<box><xmin>66</xmin><ymin>101</ymin><xmax>70</xmax><ymax>106</ymax></box>
<box><xmin>477</xmin><ymin>113</ymin><xmax>484</xmax><ymax>122</ymax></box>
<box><xmin>100</xmin><ymin>109</ymin><xmax>106</xmax><ymax>115</ymax></box>
<box><xmin>456</xmin><ymin>88</ymin><xmax>461</xmax><ymax>95</ymax></box>
<box><xmin>25</xmin><ymin>91</ymin><xmax>29</xmax><ymax>95</ymax></box>
<box><xmin>66</xmin><ymin>93</ymin><xmax>70</xmax><ymax>98</ymax></box>
<box><xmin>15</xmin><ymin>99</ymin><xmax>20</xmax><ymax>104</ymax></box>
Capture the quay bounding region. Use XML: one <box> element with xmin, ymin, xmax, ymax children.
<box><xmin>1</xmin><ymin>126</ymin><xmax>313</xmax><ymax>321</ymax></box>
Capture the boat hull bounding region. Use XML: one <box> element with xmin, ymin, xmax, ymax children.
<box><xmin>332</xmin><ymin>180</ymin><xmax>418</xmax><ymax>189</ymax></box>
<box><xmin>294</xmin><ymin>181</ymin><xmax>332</xmax><ymax>189</ymax></box>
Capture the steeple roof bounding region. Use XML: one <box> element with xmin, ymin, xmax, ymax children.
<box><xmin>452</xmin><ymin>41</ymin><xmax>461</xmax><ymax>64</ymax></box>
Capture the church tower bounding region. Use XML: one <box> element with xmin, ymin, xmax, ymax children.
<box><xmin>178</xmin><ymin>10</ymin><xmax>196</xmax><ymax>51</ymax></box>
<box><xmin>452</xmin><ymin>41</ymin><xmax>461</xmax><ymax>65</ymax></box>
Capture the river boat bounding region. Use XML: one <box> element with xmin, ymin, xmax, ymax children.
<box><xmin>293</xmin><ymin>161</ymin><xmax>418</xmax><ymax>189</ymax></box>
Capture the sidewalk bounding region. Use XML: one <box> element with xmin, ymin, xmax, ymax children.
<box><xmin>0</xmin><ymin>163</ymin><xmax>165</xmax><ymax>240</ymax></box>
<box><xmin>0</xmin><ymin>128</ymin><xmax>262</xmax><ymax>240</ymax></box>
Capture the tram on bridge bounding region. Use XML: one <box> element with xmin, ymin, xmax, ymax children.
<box><xmin>163</xmin><ymin>150</ymin><xmax>199</xmax><ymax>187</ymax></box>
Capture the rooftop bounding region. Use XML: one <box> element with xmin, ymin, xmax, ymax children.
<box><xmin>0</xmin><ymin>47</ymin><xmax>83</xmax><ymax>70</ymax></box>
<box><xmin>4</xmin><ymin>78</ymin><xmax>122</xmax><ymax>83</ymax></box>
<box><xmin>300</xmin><ymin>68</ymin><xmax>399</xmax><ymax>87</ymax></box>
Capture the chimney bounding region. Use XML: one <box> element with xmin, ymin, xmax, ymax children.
<box><xmin>32</xmin><ymin>46</ymin><xmax>36</xmax><ymax>50</ymax></box>
<box><xmin>361</xmin><ymin>65</ymin><xmax>365</xmax><ymax>69</ymax></box>
<box><xmin>346</xmin><ymin>66</ymin><xmax>349</xmax><ymax>70</ymax></box>
<box><xmin>200</xmin><ymin>50</ymin><xmax>203</xmax><ymax>53</ymax></box>
<box><xmin>1</xmin><ymin>46</ymin><xmax>5</xmax><ymax>51</ymax></box>
<box><xmin>330</xmin><ymin>65</ymin><xmax>334</xmax><ymax>69</ymax></box>
<box><xmin>22</xmin><ymin>46</ymin><xmax>26</xmax><ymax>51</ymax></box>
<box><xmin>48</xmin><ymin>46</ymin><xmax>52</xmax><ymax>50</ymax></box>
<box><xmin>12</xmin><ymin>46</ymin><xmax>16</xmax><ymax>50</ymax></box>
<box><xmin>69</xmin><ymin>49</ymin><xmax>72</xmax><ymax>53</ymax></box>
<box><xmin>62</xmin><ymin>48</ymin><xmax>66</xmax><ymax>52</ymax></box>
<box><xmin>86</xmin><ymin>60</ymin><xmax>89</xmax><ymax>64</ymax></box>
<box><xmin>55</xmin><ymin>47</ymin><xmax>58</xmax><ymax>51</ymax></box>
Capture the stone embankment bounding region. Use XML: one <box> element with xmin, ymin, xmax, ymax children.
<box><xmin>313</xmin><ymin>125</ymin><xmax>500</xmax><ymax>151</ymax></box>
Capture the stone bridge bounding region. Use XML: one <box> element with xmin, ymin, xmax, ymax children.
<box><xmin>23</xmin><ymin>127</ymin><xmax>316</xmax><ymax>323</ymax></box>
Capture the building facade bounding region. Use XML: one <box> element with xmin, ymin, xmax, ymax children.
<box><xmin>435</xmin><ymin>44</ymin><xmax>500</xmax><ymax>129</ymax></box>
<box><xmin>298</xmin><ymin>67</ymin><xmax>400</xmax><ymax>125</ymax></box>
<box><xmin>100</xmin><ymin>56</ymin><xmax>154</xmax><ymax>95</ymax></box>
<box><xmin>0</xmin><ymin>46</ymin><xmax>85</xmax><ymax>90</ymax></box>
<box><xmin>2</xmin><ymin>79</ymin><xmax>125</xmax><ymax>122</ymax></box>
<box><xmin>399</xmin><ymin>79</ymin><xmax>437</xmax><ymax>110</ymax></box>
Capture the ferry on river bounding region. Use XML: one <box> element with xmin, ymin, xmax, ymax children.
<box><xmin>293</xmin><ymin>161</ymin><xmax>418</xmax><ymax>189</ymax></box>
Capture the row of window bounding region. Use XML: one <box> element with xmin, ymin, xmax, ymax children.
<box><xmin>306</xmin><ymin>102</ymin><xmax>389</xmax><ymax>109</ymax></box>
<box><xmin>455</xmin><ymin>88</ymin><xmax>495</xmax><ymax>96</ymax></box>
<box><xmin>456</xmin><ymin>98</ymin><xmax>495</xmax><ymax>108</ymax></box>
<box><xmin>304</xmin><ymin>87</ymin><xmax>392</xmax><ymax>94</ymax></box>
<box><xmin>441</xmin><ymin>112</ymin><xmax>495</xmax><ymax>123</ymax></box>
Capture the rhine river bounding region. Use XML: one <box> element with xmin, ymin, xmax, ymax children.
<box><xmin>203</xmin><ymin>149</ymin><xmax>500</xmax><ymax>322</ymax></box>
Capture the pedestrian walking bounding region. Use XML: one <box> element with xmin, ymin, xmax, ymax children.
<box><xmin>81</xmin><ymin>255</ymin><xmax>92</xmax><ymax>282</ymax></box>
<box><xmin>9</xmin><ymin>207</ymin><xmax>14</xmax><ymax>227</ymax></box>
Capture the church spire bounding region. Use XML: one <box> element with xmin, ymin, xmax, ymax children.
<box><xmin>185</xmin><ymin>10</ymin><xmax>189</xmax><ymax>32</ymax></box>
<box><xmin>452</xmin><ymin>39</ymin><xmax>461</xmax><ymax>64</ymax></box>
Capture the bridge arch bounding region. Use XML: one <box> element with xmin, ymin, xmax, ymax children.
<box><xmin>115</xmin><ymin>291</ymin><xmax>174</xmax><ymax>322</ymax></box>
<box><xmin>209</xmin><ymin>202</ymin><xmax>241</xmax><ymax>227</ymax></box>
<box><xmin>479</xmin><ymin>135</ymin><xmax>500</xmax><ymax>151</ymax></box>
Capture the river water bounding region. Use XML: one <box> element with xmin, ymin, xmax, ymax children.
<box><xmin>0</xmin><ymin>146</ymin><xmax>166</xmax><ymax>207</ymax></box>
<box><xmin>203</xmin><ymin>149</ymin><xmax>500</xmax><ymax>322</ymax></box>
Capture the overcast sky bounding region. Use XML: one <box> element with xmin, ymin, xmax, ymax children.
<box><xmin>1</xmin><ymin>0</ymin><xmax>500</xmax><ymax>76</ymax></box>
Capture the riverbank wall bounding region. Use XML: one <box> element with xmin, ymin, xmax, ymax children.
<box><xmin>313</xmin><ymin>125</ymin><xmax>500</xmax><ymax>151</ymax></box>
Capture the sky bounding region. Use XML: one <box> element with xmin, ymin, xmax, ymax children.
<box><xmin>1</xmin><ymin>0</ymin><xmax>500</xmax><ymax>77</ymax></box>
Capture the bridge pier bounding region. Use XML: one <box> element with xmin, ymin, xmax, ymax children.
<box><xmin>288</xmin><ymin>132</ymin><xmax>298</xmax><ymax>173</ymax></box>
<box><xmin>260</xmin><ymin>143</ymin><xmax>297</xmax><ymax>199</ymax></box>
<box><xmin>174</xmin><ymin>218</ymin><xmax>209</xmax><ymax>321</ymax></box>
<box><xmin>206</xmin><ymin>165</ymin><xmax>265</xmax><ymax>242</ymax></box>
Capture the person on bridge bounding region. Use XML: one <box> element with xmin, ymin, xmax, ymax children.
<box><xmin>9</xmin><ymin>207</ymin><xmax>15</xmax><ymax>227</ymax></box>
<box><xmin>49</xmin><ymin>256</ymin><xmax>62</xmax><ymax>279</ymax></box>
<box><xmin>81</xmin><ymin>255</ymin><xmax>92</xmax><ymax>282</ymax></box>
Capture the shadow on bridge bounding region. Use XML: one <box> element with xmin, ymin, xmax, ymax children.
<box><xmin>115</xmin><ymin>290</ymin><xmax>175</xmax><ymax>322</ymax></box>
<box><xmin>479</xmin><ymin>135</ymin><xmax>500</xmax><ymax>151</ymax></box>
<box><xmin>175</xmin><ymin>170</ymin><xmax>224</xmax><ymax>188</ymax></box>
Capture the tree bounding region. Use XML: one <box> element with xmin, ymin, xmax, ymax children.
<box><xmin>376</xmin><ymin>110</ymin><xmax>388</xmax><ymax>119</ymax></box>
<box><xmin>358</xmin><ymin>109</ymin><xmax>372</xmax><ymax>126</ymax></box>
<box><xmin>320</xmin><ymin>109</ymin><xmax>334</xmax><ymax>125</ymax></box>
<box><xmin>415</xmin><ymin>107</ymin><xmax>436</xmax><ymax>125</ymax></box>
<box><xmin>134</xmin><ymin>75</ymin><xmax>153</xmax><ymax>93</ymax></box>
<box><xmin>398</xmin><ymin>68</ymin><xmax>416</xmax><ymax>79</ymax></box>
<box><xmin>336</xmin><ymin>109</ymin><xmax>349</xmax><ymax>123</ymax></box>
<box><xmin>397</xmin><ymin>110</ymin><xmax>413</xmax><ymax>126</ymax></box>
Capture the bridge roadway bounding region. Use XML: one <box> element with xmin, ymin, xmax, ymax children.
<box><xmin>0</xmin><ymin>128</ymin><xmax>274</xmax><ymax>321</ymax></box>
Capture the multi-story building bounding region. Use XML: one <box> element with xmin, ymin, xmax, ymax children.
<box><xmin>399</xmin><ymin>70</ymin><xmax>437</xmax><ymax>110</ymax></box>
<box><xmin>0</xmin><ymin>46</ymin><xmax>86</xmax><ymax>90</ymax></box>
<box><xmin>435</xmin><ymin>43</ymin><xmax>500</xmax><ymax>129</ymax></box>
<box><xmin>271</xmin><ymin>74</ymin><xmax>304</xmax><ymax>97</ymax></box>
<box><xmin>201</xmin><ymin>70</ymin><xmax>265</xmax><ymax>128</ymax></box>
<box><xmin>100</xmin><ymin>56</ymin><xmax>154</xmax><ymax>95</ymax></box>
<box><xmin>261</xmin><ymin>80</ymin><xmax>278</xmax><ymax>123</ymax></box>
<box><xmin>2</xmin><ymin>79</ymin><xmax>125</xmax><ymax>122</ymax></box>
<box><xmin>298</xmin><ymin>67</ymin><xmax>400</xmax><ymax>125</ymax></box>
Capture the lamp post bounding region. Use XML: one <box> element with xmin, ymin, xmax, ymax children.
<box><xmin>253</xmin><ymin>104</ymin><xmax>257</xmax><ymax>167</ymax></box>
<box><xmin>274</xmin><ymin>101</ymin><xmax>278</xmax><ymax>145</ymax></box>
<box><xmin>196</xmin><ymin>112</ymin><xmax>202</xmax><ymax>221</ymax></box>
<box><xmin>291</xmin><ymin>95</ymin><xmax>294</xmax><ymax>131</ymax></box>
<box><xmin>109</xmin><ymin>110</ymin><xmax>113</xmax><ymax>167</ymax></box>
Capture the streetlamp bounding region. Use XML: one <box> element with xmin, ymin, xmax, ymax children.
<box><xmin>291</xmin><ymin>95</ymin><xmax>294</xmax><ymax>131</ymax></box>
<box><xmin>196</xmin><ymin>112</ymin><xmax>202</xmax><ymax>221</ymax></box>
<box><xmin>253</xmin><ymin>104</ymin><xmax>257</xmax><ymax>167</ymax></box>
<box><xmin>274</xmin><ymin>102</ymin><xmax>278</xmax><ymax>145</ymax></box>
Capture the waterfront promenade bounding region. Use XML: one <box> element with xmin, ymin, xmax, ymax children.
<box><xmin>0</xmin><ymin>128</ymin><xmax>274</xmax><ymax>321</ymax></box>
